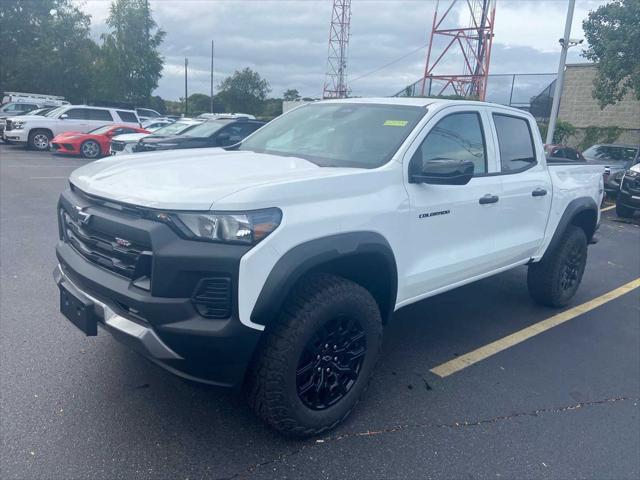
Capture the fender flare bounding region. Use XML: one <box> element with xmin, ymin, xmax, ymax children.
<box><xmin>543</xmin><ymin>196</ymin><xmax>598</xmax><ymax>261</ymax></box>
<box><xmin>250</xmin><ymin>232</ymin><xmax>398</xmax><ymax>327</ymax></box>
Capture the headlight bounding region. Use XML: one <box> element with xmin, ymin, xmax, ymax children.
<box><xmin>12</xmin><ymin>121</ymin><xmax>26</xmax><ymax>129</ymax></box>
<box><xmin>624</xmin><ymin>169</ymin><xmax>639</xmax><ymax>179</ymax></box>
<box><xmin>154</xmin><ymin>208</ymin><xmax>282</xmax><ymax>244</ymax></box>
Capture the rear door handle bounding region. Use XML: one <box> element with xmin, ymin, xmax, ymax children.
<box><xmin>479</xmin><ymin>194</ymin><xmax>499</xmax><ymax>204</ymax></box>
<box><xmin>532</xmin><ymin>188</ymin><xmax>548</xmax><ymax>197</ymax></box>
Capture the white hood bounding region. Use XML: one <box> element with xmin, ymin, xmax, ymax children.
<box><xmin>111</xmin><ymin>132</ymin><xmax>149</xmax><ymax>143</ymax></box>
<box><xmin>70</xmin><ymin>148</ymin><xmax>356</xmax><ymax>210</ymax></box>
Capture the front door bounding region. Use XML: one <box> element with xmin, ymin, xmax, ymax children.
<box><xmin>402</xmin><ymin>107</ymin><xmax>504</xmax><ymax>302</ymax></box>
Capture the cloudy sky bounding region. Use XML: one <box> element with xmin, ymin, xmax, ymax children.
<box><xmin>77</xmin><ymin>0</ymin><xmax>607</xmax><ymax>101</ymax></box>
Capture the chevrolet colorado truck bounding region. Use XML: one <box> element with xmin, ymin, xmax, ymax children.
<box><xmin>54</xmin><ymin>99</ymin><xmax>604</xmax><ymax>436</ymax></box>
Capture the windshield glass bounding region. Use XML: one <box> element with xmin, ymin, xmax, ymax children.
<box><xmin>583</xmin><ymin>145</ymin><xmax>638</xmax><ymax>163</ymax></box>
<box><xmin>151</xmin><ymin>121</ymin><xmax>200</xmax><ymax>136</ymax></box>
<box><xmin>45</xmin><ymin>106</ymin><xmax>66</xmax><ymax>117</ymax></box>
<box><xmin>239</xmin><ymin>103</ymin><xmax>426</xmax><ymax>168</ymax></box>
<box><xmin>88</xmin><ymin>125</ymin><xmax>113</xmax><ymax>134</ymax></box>
<box><xmin>183</xmin><ymin>120</ymin><xmax>230</xmax><ymax>137</ymax></box>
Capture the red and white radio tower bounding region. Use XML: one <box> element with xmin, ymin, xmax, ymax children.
<box><xmin>420</xmin><ymin>0</ymin><xmax>496</xmax><ymax>100</ymax></box>
<box><xmin>322</xmin><ymin>0</ymin><xmax>351</xmax><ymax>99</ymax></box>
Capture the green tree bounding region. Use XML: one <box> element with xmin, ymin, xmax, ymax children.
<box><xmin>95</xmin><ymin>0</ymin><xmax>165</xmax><ymax>105</ymax></box>
<box><xmin>582</xmin><ymin>0</ymin><xmax>640</xmax><ymax>107</ymax></box>
<box><xmin>217</xmin><ymin>68</ymin><xmax>270</xmax><ymax>114</ymax></box>
<box><xmin>187</xmin><ymin>93</ymin><xmax>212</xmax><ymax>115</ymax></box>
<box><xmin>283</xmin><ymin>89</ymin><xmax>301</xmax><ymax>101</ymax></box>
<box><xmin>0</xmin><ymin>0</ymin><xmax>98</xmax><ymax>102</ymax></box>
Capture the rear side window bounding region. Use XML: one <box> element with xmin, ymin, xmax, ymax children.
<box><xmin>493</xmin><ymin>114</ymin><xmax>537</xmax><ymax>172</ymax></box>
<box><xmin>117</xmin><ymin>111</ymin><xmax>139</xmax><ymax>123</ymax></box>
<box><xmin>87</xmin><ymin>109</ymin><xmax>113</xmax><ymax>121</ymax></box>
<box><xmin>413</xmin><ymin>112</ymin><xmax>487</xmax><ymax>175</ymax></box>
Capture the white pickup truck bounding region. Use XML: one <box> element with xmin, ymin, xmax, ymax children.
<box><xmin>53</xmin><ymin>98</ymin><xmax>604</xmax><ymax>436</ymax></box>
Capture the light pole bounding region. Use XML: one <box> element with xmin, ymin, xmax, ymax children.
<box><xmin>546</xmin><ymin>0</ymin><xmax>582</xmax><ymax>145</ymax></box>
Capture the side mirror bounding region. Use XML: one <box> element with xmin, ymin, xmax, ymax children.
<box><xmin>59</xmin><ymin>113</ymin><xmax>68</xmax><ymax>120</ymax></box>
<box><xmin>410</xmin><ymin>158</ymin><xmax>475</xmax><ymax>185</ymax></box>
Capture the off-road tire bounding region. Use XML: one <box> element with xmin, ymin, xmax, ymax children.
<box><xmin>28</xmin><ymin>129</ymin><xmax>52</xmax><ymax>151</ymax></box>
<box><xmin>80</xmin><ymin>139</ymin><xmax>101</xmax><ymax>159</ymax></box>
<box><xmin>527</xmin><ymin>225</ymin><xmax>588</xmax><ymax>308</ymax></box>
<box><xmin>615</xmin><ymin>200</ymin><xmax>635</xmax><ymax>219</ymax></box>
<box><xmin>246</xmin><ymin>273</ymin><xmax>382</xmax><ymax>437</ymax></box>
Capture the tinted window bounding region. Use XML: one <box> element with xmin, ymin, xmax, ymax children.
<box><xmin>137</xmin><ymin>108</ymin><xmax>159</xmax><ymax>118</ymax></box>
<box><xmin>18</xmin><ymin>104</ymin><xmax>38</xmax><ymax>111</ymax></box>
<box><xmin>116</xmin><ymin>111</ymin><xmax>138</xmax><ymax>123</ymax></box>
<box><xmin>87</xmin><ymin>109</ymin><xmax>113</xmax><ymax>121</ymax></box>
<box><xmin>583</xmin><ymin>145</ymin><xmax>637</xmax><ymax>163</ymax></box>
<box><xmin>493</xmin><ymin>114</ymin><xmax>537</xmax><ymax>172</ymax></box>
<box><xmin>413</xmin><ymin>112</ymin><xmax>487</xmax><ymax>175</ymax></box>
<box><xmin>239</xmin><ymin>103</ymin><xmax>426</xmax><ymax>168</ymax></box>
<box><xmin>64</xmin><ymin>108</ymin><xmax>89</xmax><ymax>120</ymax></box>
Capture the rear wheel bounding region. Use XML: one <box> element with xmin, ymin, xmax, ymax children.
<box><xmin>80</xmin><ymin>140</ymin><xmax>101</xmax><ymax>159</ymax></box>
<box><xmin>28</xmin><ymin>129</ymin><xmax>52</xmax><ymax>151</ymax></box>
<box><xmin>527</xmin><ymin>225</ymin><xmax>588</xmax><ymax>308</ymax></box>
<box><xmin>247</xmin><ymin>273</ymin><xmax>382</xmax><ymax>437</ymax></box>
<box><xmin>615</xmin><ymin>200</ymin><xmax>635</xmax><ymax>219</ymax></box>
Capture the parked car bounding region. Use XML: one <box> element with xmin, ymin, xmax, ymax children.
<box><xmin>135</xmin><ymin>108</ymin><xmax>162</xmax><ymax>123</ymax></box>
<box><xmin>54</xmin><ymin>98</ymin><xmax>604</xmax><ymax>436</ymax></box>
<box><xmin>0</xmin><ymin>101</ymin><xmax>41</xmax><ymax>118</ymax></box>
<box><xmin>197</xmin><ymin>112</ymin><xmax>256</xmax><ymax>120</ymax></box>
<box><xmin>583</xmin><ymin>143</ymin><xmax>639</xmax><ymax>194</ymax></box>
<box><xmin>134</xmin><ymin>118</ymin><xmax>265</xmax><ymax>152</ymax></box>
<box><xmin>616</xmin><ymin>155</ymin><xmax>640</xmax><ymax>218</ymax></box>
<box><xmin>2</xmin><ymin>105</ymin><xmax>141</xmax><ymax>151</ymax></box>
<box><xmin>142</xmin><ymin>118</ymin><xmax>174</xmax><ymax>131</ymax></box>
<box><xmin>544</xmin><ymin>144</ymin><xmax>585</xmax><ymax>162</ymax></box>
<box><xmin>0</xmin><ymin>107</ymin><xmax>57</xmax><ymax>142</ymax></box>
<box><xmin>51</xmin><ymin>125</ymin><xmax>149</xmax><ymax>159</ymax></box>
<box><xmin>110</xmin><ymin>118</ymin><xmax>203</xmax><ymax>155</ymax></box>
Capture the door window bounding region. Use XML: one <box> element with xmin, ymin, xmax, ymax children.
<box><xmin>493</xmin><ymin>114</ymin><xmax>537</xmax><ymax>172</ymax></box>
<box><xmin>413</xmin><ymin>112</ymin><xmax>487</xmax><ymax>175</ymax></box>
<box><xmin>87</xmin><ymin>109</ymin><xmax>113</xmax><ymax>121</ymax></box>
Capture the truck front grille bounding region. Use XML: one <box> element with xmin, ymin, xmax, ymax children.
<box><xmin>60</xmin><ymin>207</ymin><xmax>152</xmax><ymax>280</ymax></box>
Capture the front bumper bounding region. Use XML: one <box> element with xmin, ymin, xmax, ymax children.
<box><xmin>54</xmin><ymin>187</ymin><xmax>262</xmax><ymax>388</ymax></box>
<box><xmin>51</xmin><ymin>142</ymin><xmax>80</xmax><ymax>154</ymax></box>
<box><xmin>3</xmin><ymin>128</ymin><xmax>28</xmax><ymax>143</ymax></box>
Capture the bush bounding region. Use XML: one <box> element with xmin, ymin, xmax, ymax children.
<box><xmin>537</xmin><ymin>120</ymin><xmax>577</xmax><ymax>145</ymax></box>
<box><xmin>578</xmin><ymin>126</ymin><xmax>623</xmax><ymax>151</ymax></box>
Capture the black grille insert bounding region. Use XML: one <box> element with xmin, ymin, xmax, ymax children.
<box><xmin>60</xmin><ymin>208</ymin><xmax>152</xmax><ymax>281</ymax></box>
<box><xmin>192</xmin><ymin>277</ymin><xmax>232</xmax><ymax>319</ymax></box>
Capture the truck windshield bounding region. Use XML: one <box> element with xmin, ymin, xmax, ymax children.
<box><xmin>45</xmin><ymin>106</ymin><xmax>66</xmax><ymax>118</ymax></box>
<box><xmin>238</xmin><ymin>103</ymin><xmax>426</xmax><ymax>168</ymax></box>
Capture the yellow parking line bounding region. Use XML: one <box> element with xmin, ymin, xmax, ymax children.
<box><xmin>430</xmin><ymin>278</ymin><xmax>640</xmax><ymax>378</ymax></box>
<box><xmin>600</xmin><ymin>205</ymin><xmax>615</xmax><ymax>212</ymax></box>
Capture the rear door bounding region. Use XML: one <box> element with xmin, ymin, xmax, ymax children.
<box><xmin>403</xmin><ymin>106</ymin><xmax>504</xmax><ymax>300</ymax></box>
<box><xmin>85</xmin><ymin>108</ymin><xmax>115</xmax><ymax>130</ymax></box>
<box><xmin>489</xmin><ymin>111</ymin><xmax>552</xmax><ymax>260</ymax></box>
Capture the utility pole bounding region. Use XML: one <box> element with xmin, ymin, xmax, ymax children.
<box><xmin>210</xmin><ymin>40</ymin><xmax>214</xmax><ymax>113</ymax></box>
<box><xmin>184</xmin><ymin>57</ymin><xmax>188</xmax><ymax>116</ymax></box>
<box><xmin>546</xmin><ymin>0</ymin><xmax>576</xmax><ymax>145</ymax></box>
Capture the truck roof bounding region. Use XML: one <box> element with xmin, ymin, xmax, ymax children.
<box><xmin>316</xmin><ymin>97</ymin><xmax>530</xmax><ymax>114</ymax></box>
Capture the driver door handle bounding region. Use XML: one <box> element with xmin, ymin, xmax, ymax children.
<box><xmin>532</xmin><ymin>188</ymin><xmax>548</xmax><ymax>197</ymax></box>
<box><xmin>479</xmin><ymin>194</ymin><xmax>499</xmax><ymax>204</ymax></box>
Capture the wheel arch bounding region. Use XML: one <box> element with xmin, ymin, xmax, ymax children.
<box><xmin>28</xmin><ymin>128</ymin><xmax>54</xmax><ymax>144</ymax></box>
<box><xmin>543</xmin><ymin>197</ymin><xmax>598</xmax><ymax>261</ymax></box>
<box><xmin>250</xmin><ymin>232</ymin><xmax>398</xmax><ymax>327</ymax></box>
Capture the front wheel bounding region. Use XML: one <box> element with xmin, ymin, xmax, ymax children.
<box><xmin>615</xmin><ymin>200</ymin><xmax>635</xmax><ymax>219</ymax></box>
<box><xmin>80</xmin><ymin>140</ymin><xmax>101</xmax><ymax>159</ymax></box>
<box><xmin>246</xmin><ymin>273</ymin><xmax>382</xmax><ymax>437</ymax></box>
<box><xmin>28</xmin><ymin>130</ymin><xmax>52</xmax><ymax>151</ymax></box>
<box><xmin>527</xmin><ymin>225</ymin><xmax>588</xmax><ymax>308</ymax></box>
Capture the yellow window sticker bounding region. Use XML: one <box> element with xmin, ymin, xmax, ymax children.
<box><xmin>384</xmin><ymin>120</ymin><xmax>408</xmax><ymax>127</ymax></box>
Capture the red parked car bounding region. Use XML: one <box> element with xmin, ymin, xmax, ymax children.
<box><xmin>51</xmin><ymin>125</ymin><xmax>149</xmax><ymax>159</ymax></box>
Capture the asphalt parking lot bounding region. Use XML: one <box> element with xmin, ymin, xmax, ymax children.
<box><xmin>1</xmin><ymin>143</ymin><xmax>639</xmax><ymax>480</ymax></box>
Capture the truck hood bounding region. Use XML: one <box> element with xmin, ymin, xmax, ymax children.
<box><xmin>69</xmin><ymin>148</ymin><xmax>356</xmax><ymax>210</ymax></box>
<box><xmin>111</xmin><ymin>132</ymin><xmax>149</xmax><ymax>142</ymax></box>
